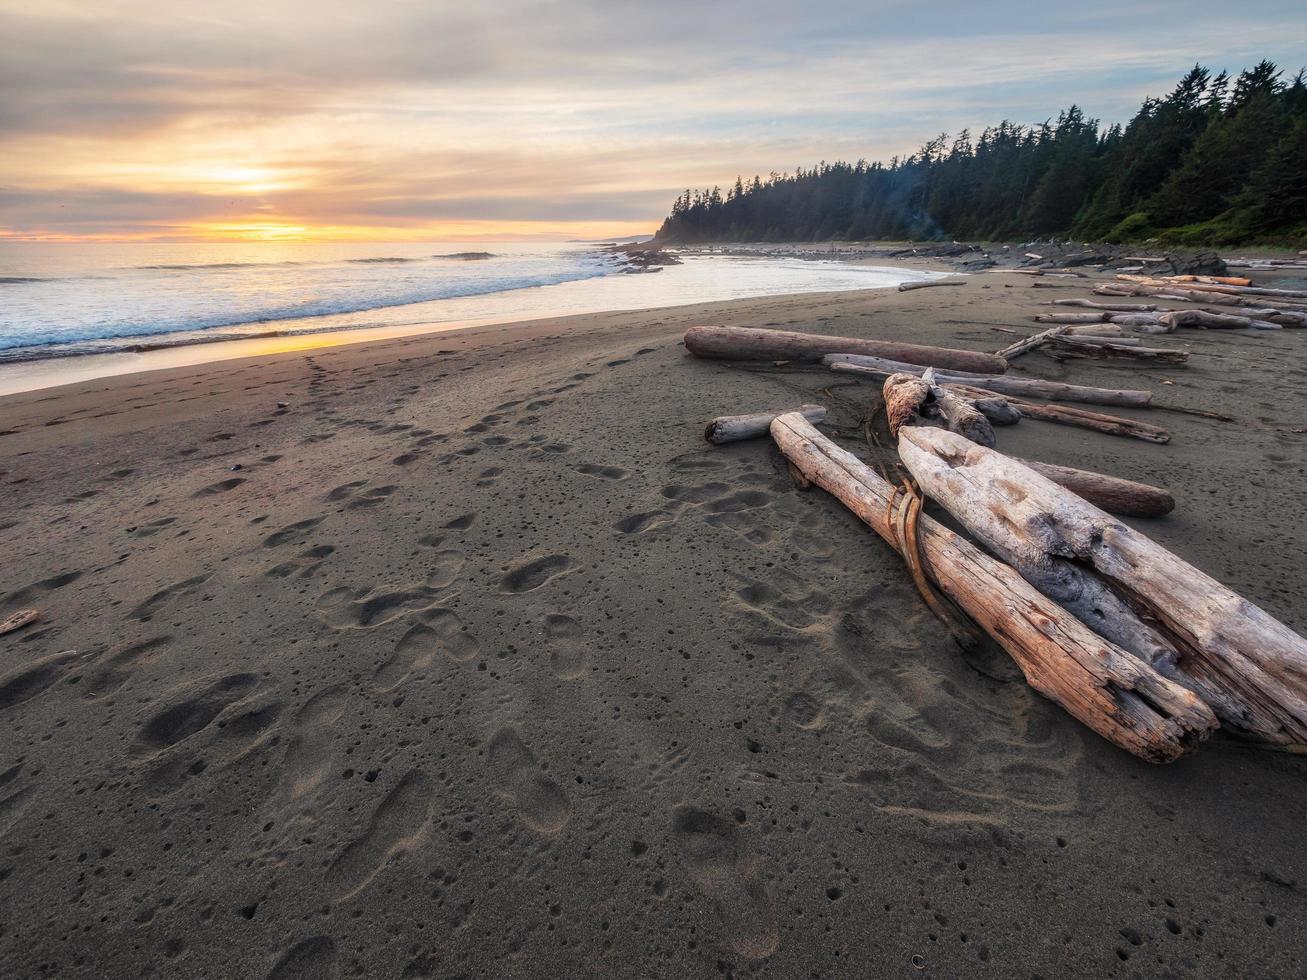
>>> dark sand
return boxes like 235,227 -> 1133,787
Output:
2,270 -> 1306,978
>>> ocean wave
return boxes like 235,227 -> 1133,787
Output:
432,251 -> 495,260
0,265 -> 618,354
135,261 -> 305,270
345,256 -> 419,264
0,276 -> 51,284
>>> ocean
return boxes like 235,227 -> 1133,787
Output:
0,241 -> 941,369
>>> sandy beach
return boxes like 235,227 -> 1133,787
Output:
3,270 -> 1307,977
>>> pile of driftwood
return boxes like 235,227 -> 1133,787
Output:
688,318 -> 1307,762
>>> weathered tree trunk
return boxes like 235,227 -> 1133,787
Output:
769,412 -> 1215,761
1013,458 -> 1175,517
1052,334 -> 1143,346
1046,336 -> 1189,363
897,278 -> 967,291
705,404 -> 826,444
683,325 -> 1008,374
922,368 -> 996,447
882,372 -> 997,447
896,426 -> 1307,745
994,326 -> 1066,359
1118,275 -> 1307,299
944,384 -> 1171,443
883,374 -> 932,440
1158,310 -> 1279,331
1033,312 -> 1112,324
824,353 -> 1153,407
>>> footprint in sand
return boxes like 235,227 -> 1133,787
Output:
130,573 -> 212,621
266,937 -> 338,980
324,770 -> 435,900
83,636 -> 171,697
671,805 -> 779,960
264,545 -> 335,580
499,554 -> 575,594
262,935 -> 337,980
374,608 -> 481,691
134,673 -> 259,754
0,649 -> 90,712
192,477 -> 245,498
263,517 -> 325,548
486,727 -> 570,834
275,685 -> 348,803
572,463 -> 629,481
543,614 -> 589,679
613,510 -> 672,535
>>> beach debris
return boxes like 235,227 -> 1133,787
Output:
683,325 -> 1008,374
896,427 -> 1307,745
0,609 -> 40,636
897,278 -> 968,291
704,404 -> 826,444
1010,458 -> 1175,518
883,371 -> 995,447
824,353 -> 1152,408
944,384 -> 1170,443
769,411 -> 1215,762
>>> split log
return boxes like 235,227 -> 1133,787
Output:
1053,334 -> 1143,346
883,372 -> 997,447
683,325 -> 1008,374
944,384 -> 1170,443
898,278 -> 968,291
826,354 -> 1152,407
1013,459 -> 1174,517
705,404 -> 826,444
769,412 -> 1215,761
896,426 -> 1307,745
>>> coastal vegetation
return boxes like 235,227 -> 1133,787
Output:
655,62 -> 1307,246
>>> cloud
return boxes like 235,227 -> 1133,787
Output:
2,0 -> 1305,238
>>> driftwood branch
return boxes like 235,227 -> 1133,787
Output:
705,405 -> 826,444
769,412 -> 1215,762
897,427 -> 1307,745
825,353 -> 1152,407
944,384 -> 1170,443
898,278 -> 968,291
1012,459 -> 1175,518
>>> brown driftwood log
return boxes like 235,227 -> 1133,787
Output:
944,384 -> 1170,443
683,325 -> 1008,374
769,412 -> 1215,761
897,278 -> 968,291
0,609 -> 39,636
705,405 -> 826,444
897,426 -> 1307,745
1117,275 -> 1307,299
824,353 -> 1153,407
882,372 -> 997,447
1013,458 -> 1174,517
1052,299 -> 1159,312
883,374 -> 932,440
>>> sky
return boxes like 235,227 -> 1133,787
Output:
2,1 -> 1305,243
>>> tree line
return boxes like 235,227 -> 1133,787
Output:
654,62 -> 1307,246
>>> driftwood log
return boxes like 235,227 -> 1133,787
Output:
898,278 -> 967,291
1013,458 -> 1175,518
1046,336 -> 1189,363
683,325 -> 1008,374
705,405 -> 826,444
769,412 -> 1215,761
1052,299 -> 1159,312
945,384 -> 1171,443
824,353 -> 1152,408
897,426 -> 1307,745
883,373 -> 995,446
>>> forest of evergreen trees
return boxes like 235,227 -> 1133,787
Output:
654,62 -> 1307,246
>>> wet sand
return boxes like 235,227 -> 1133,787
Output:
2,271 -> 1306,978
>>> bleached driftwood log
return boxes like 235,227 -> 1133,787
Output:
705,404 -> 826,444
944,384 -> 1170,443
1046,336 -> 1189,363
1117,275 -> 1307,299
683,325 -> 1008,374
1051,334 -> 1143,346
1033,312 -> 1112,324
1052,299 -> 1159,312
897,426 -> 1307,745
1013,458 -> 1175,518
883,374 -> 932,440
769,412 -> 1215,761
898,278 -> 967,291
994,326 -> 1066,360
824,353 -> 1153,407
922,368 -> 995,447
1158,310 -> 1280,331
